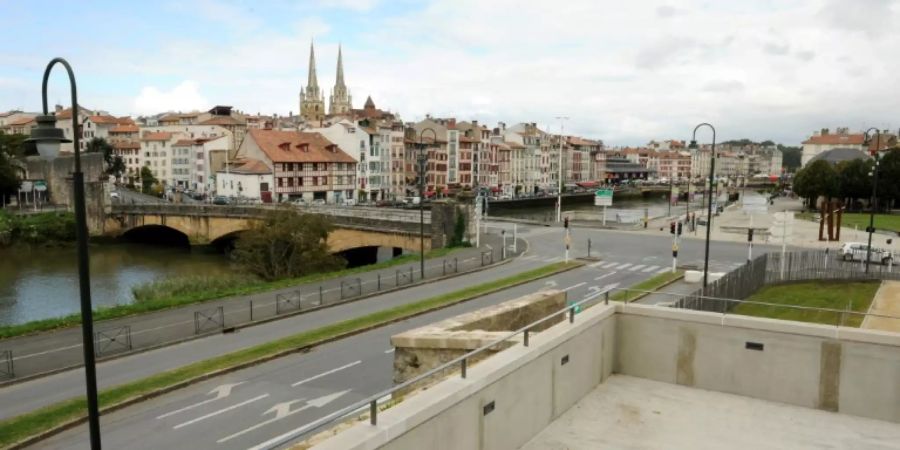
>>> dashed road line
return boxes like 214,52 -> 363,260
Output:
291,360 -> 362,387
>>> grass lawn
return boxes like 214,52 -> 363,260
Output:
0,261 -> 580,449
609,270 -> 683,302
734,280 -> 880,327
797,212 -> 900,234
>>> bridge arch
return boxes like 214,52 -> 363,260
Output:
326,228 -> 427,254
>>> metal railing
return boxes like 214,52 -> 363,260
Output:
268,287 -> 616,449
615,287 -> 900,329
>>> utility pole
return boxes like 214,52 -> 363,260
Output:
555,116 -> 569,223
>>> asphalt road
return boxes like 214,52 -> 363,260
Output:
20,223 -> 778,449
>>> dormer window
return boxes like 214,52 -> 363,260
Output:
296,143 -> 310,152
279,142 -> 290,151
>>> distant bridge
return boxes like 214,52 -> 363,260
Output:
104,204 -> 442,253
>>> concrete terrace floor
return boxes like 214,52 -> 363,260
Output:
521,375 -> 900,450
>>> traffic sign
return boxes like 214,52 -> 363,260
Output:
34,180 -> 48,192
594,189 -> 613,206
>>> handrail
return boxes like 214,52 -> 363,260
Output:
615,287 -> 900,321
267,286 -> 616,449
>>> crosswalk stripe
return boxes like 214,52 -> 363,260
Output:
630,264 -> 646,272
642,265 -> 660,273
588,261 -> 605,268
601,262 -> 618,269
615,263 -> 632,270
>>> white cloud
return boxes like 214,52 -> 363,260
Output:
133,81 -> 208,115
314,0 -> 380,12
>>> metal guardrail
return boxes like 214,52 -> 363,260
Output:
268,286 -> 616,449
193,306 -> 225,335
94,325 -> 133,356
616,287 -> 900,328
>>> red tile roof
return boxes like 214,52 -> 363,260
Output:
6,116 -> 35,126
225,158 -> 271,175
248,129 -> 357,164
199,116 -> 244,126
142,131 -> 174,141
110,124 -> 139,133
113,141 -> 140,150
802,133 -> 865,145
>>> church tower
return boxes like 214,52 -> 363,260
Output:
299,41 -> 325,122
328,44 -> 352,115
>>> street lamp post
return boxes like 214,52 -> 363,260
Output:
688,123 -> 717,290
25,57 -> 102,449
417,128 -> 437,278
555,117 -> 568,223
863,128 -> 881,274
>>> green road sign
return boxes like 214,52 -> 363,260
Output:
594,189 -> 613,206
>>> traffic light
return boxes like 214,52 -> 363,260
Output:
564,217 -> 569,229
677,222 -> 683,236
670,222 -> 676,235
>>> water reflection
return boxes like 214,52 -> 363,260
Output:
0,244 -> 234,326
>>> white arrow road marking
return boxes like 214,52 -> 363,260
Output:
594,271 -> 616,281
156,382 -> 245,419
562,282 -> 586,292
540,280 -> 558,291
218,390 -> 352,444
291,360 -> 361,387
583,283 -> 620,302
172,393 -> 269,429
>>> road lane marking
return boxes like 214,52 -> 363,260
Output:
600,262 -> 618,269
642,265 -> 660,273
630,264 -> 646,272
172,394 -> 269,429
291,360 -> 362,387
384,348 -> 395,354
614,263 -> 633,270
594,272 -> 616,281
220,390 -> 351,445
562,282 -> 586,292
156,382 -> 245,419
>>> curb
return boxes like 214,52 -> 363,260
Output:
625,273 -> 687,303
0,251 -> 514,388
7,260 -> 579,450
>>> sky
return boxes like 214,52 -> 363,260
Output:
1,0 -> 899,146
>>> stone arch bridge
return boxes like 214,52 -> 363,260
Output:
103,204 -> 462,254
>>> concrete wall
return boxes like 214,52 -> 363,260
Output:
23,153 -> 108,233
615,303 -> 900,423
312,303 -> 899,450
311,303 -> 617,450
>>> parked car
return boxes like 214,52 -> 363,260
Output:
312,199 -> 326,206
840,242 -> 893,264
212,196 -> 230,205
109,191 -> 120,200
291,198 -> 307,206
342,198 -> 357,206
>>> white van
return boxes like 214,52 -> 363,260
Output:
840,242 -> 893,264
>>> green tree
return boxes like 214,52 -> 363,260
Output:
0,131 -> 29,158
876,149 -> 900,209
231,208 -> 345,280
836,159 -> 872,207
793,159 -> 839,208
140,166 -> 158,193
86,137 -> 113,161
108,156 -> 126,182
778,145 -> 802,172
0,152 -> 21,205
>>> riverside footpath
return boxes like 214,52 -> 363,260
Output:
0,231 -> 522,384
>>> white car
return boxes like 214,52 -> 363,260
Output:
109,191 -> 120,200
840,242 -> 893,265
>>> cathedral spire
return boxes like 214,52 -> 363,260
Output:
307,40 -> 319,89
335,44 -> 346,88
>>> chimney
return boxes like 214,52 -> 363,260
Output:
472,120 -> 478,127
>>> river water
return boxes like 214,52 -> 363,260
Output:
0,244 -> 234,327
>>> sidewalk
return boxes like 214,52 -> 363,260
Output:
641,196 -> 900,253
0,232 -> 522,383
862,281 -> 900,333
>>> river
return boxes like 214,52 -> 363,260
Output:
0,244 -> 234,327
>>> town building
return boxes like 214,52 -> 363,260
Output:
108,123 -> 141,183
141,131 -> 185,186
299,42 -> 326,124
328,45 -> 352,116
801,128 -> 866,167
215,158 -> 274,201
171,135 -> 229,194
309,119 -> 386,201
236,129 -> 357,203
0,111 -> 37,135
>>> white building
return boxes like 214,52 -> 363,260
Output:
216,159 -> 274,200
141,131 -> 187,186
171,136 -> 229,194
801,128 -> 865,167
308,119 -> 382,201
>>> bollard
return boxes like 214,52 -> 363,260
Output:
370,400 -> 377,425
569,307 -> 575,323
377,273 -> 381,290
461,358 -> 467,379
588,238 -> 592,258
524,330 -> 530,347
604,290 -> 609,305
319,285 -> 323,305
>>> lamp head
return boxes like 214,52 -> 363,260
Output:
688,140 -> 698,150
25,114 -> 70,160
